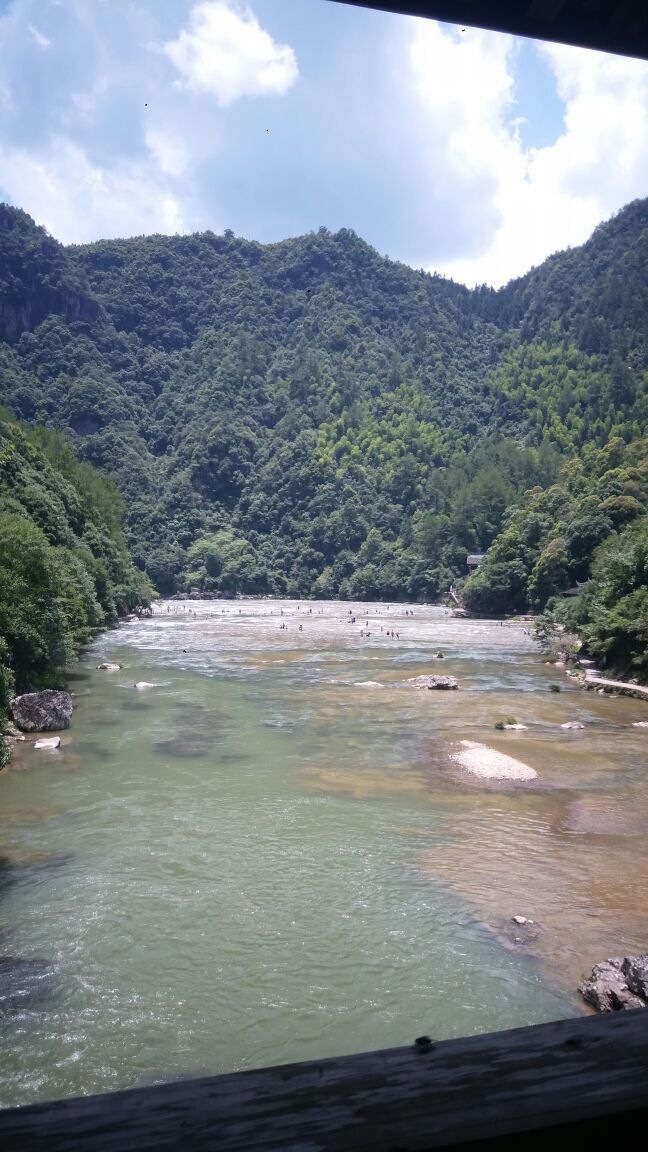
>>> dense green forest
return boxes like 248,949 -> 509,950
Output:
0,197 -> 646,677
0,412 -> 152,763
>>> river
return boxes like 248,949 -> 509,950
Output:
1,599 -> 646,1107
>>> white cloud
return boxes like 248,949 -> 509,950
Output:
164,0 -> 298,105
409,21 -> 648,286
0,138 -> 186,242
28,24 -> 51,49
145,128 -> 189,177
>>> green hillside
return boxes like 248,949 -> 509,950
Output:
0,198 -> 646,672
0,412 -> 152,764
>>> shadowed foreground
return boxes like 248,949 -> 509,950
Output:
0,1011 -> 646,1151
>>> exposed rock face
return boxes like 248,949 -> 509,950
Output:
0,204 -> 99,344
623,954 -> 648,1000
3,721 -> 24,739
408,675 -> 458,690
579,955 -> 648,1012
9,690 -> 73,732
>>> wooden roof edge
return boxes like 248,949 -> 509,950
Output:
329,1 -> 648,63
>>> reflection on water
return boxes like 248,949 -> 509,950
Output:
0,598 -> 646,1107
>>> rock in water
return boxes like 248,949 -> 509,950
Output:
3,721 -> 24,740
561,721 -> 585,729
9,690 -> 73,733
622,954 -> 648,999
98,663 -> 121,672
579,956 -> 647,1012
503,723 -> 528,730
451,741 -> 537,781
135,681 -> 157,690
408,675 -> 459,690
34,736 -> 61,750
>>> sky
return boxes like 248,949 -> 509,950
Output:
1,0 -> 648,287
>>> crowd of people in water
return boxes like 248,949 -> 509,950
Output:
156,600 -> 533,639
152,600 -> 471,651
160,600 -> 423,640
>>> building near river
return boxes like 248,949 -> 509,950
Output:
466,553 -> 485,572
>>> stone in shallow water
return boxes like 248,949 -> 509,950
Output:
579,957 -> 647,1012
34,736 -> 61,750
622,954 -> 648,1000
153,735 -> 213,759
408,675 -> 458,690
10,690 -> 73,732
98,663 -> 121,672
121,700 -> 154,712
451,740 -> 537,781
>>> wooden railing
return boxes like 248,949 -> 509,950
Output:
1,1010 -> 647,1149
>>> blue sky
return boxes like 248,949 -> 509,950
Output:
1,0 -> 647,286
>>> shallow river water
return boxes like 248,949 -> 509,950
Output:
1,599 -> 646,1106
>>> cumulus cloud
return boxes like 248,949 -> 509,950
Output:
0,138 -> 186,242
409,21 -> 648,286
164,0 -> 298,104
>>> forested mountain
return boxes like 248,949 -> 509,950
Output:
0,199 -> 646,647
0,412 -> 152,763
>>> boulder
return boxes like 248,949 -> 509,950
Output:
9,690 -> 73,733
578,957 -> 647,1012
98,663 -> 121,672
512,915 -> 533,926
134,681 -> 157,690
622,954 -> 648,1000
408,675 -> 458,690
561,721 -> 585,729
34,736 -> 61,750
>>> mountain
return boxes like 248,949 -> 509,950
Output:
0,199 -> 646,626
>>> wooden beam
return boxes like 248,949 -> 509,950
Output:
1,1010 -> 647,1150
327,1 -> 648,63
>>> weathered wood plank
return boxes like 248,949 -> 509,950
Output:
1,1011 -> 647,1151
